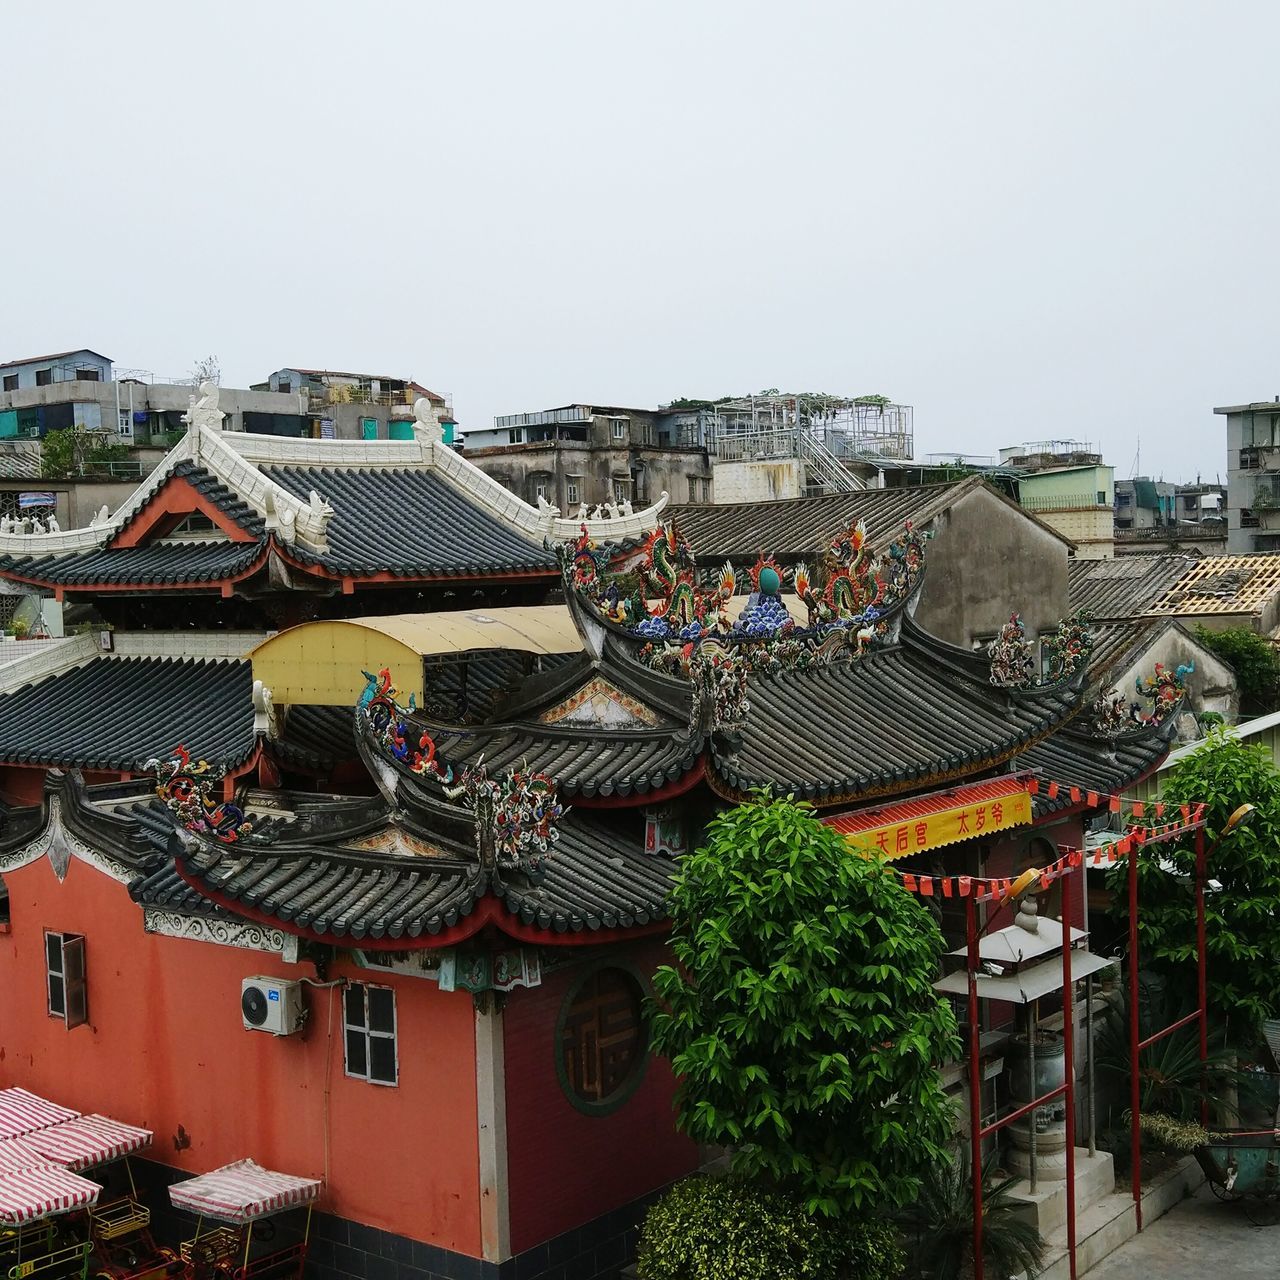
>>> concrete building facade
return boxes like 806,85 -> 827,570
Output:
463,404 -> 713,510
1217,399 -> 1280,553
1017,463 -> 1115,559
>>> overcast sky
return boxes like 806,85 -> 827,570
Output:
4,2 -> 1276,484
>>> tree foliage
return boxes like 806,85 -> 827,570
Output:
648,796 -> 960,1217
1108,728 -> 1280,1045
40,426 -> 130,479
1193,625 -> 1280,716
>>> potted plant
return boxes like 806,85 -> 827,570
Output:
1099,963 -> 1120,994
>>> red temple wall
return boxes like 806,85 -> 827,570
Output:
502,939 -> 698,1255
0,855 -> 483,1255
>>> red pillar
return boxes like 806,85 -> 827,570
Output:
966,893 -> 984,1280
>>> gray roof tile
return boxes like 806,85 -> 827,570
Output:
0,656 -> 256,770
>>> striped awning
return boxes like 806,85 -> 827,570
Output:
169,1160 -> 321,1224
0,1089 -> 79,1142
0,1136 -> 53,1174
23,1115 -> 153,1172
0,1165 -> 101,1225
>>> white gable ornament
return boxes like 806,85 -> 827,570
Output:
412,397 -> 444,444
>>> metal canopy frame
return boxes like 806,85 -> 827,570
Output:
961,813 -> 1211,1280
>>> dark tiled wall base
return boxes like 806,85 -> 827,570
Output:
308,1189 -> 663,1280
126,1157 -> 658,1280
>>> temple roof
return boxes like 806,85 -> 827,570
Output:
0,772 -> 674,947
1067,554 -> 1201,621
0,412 -> 670,596
157,806 -> 672,942
1015,721 -> 1175,819
709,620 -> 1081,804
262,464 -> 556,577
0,657 -> 256,771
668,476 -> 1073,561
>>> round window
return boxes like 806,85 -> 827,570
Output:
557,966 -> 648,1113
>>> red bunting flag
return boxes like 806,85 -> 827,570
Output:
1132,801 -> 1146,818
1047,781 -> 1060,799
958,876 -> 971,897
1087,791 -> 1099,807
1070,786 -> 1081,803
1028,778 -> 1040,795
1155,803 -> 1165,819
1109,795 -> 1121,813
941,877 -> 953,898
919,876 -> 934,896
902,874 -> 917,893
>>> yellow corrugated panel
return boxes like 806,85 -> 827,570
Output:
249,607 -> 584,706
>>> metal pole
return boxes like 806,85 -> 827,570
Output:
1086,973 -> 1097,1157
966,894 -> 985,1280
1062,867 -> 1078,1280
1128,841 -> 1143,1230
1028,999 -> 1038,1194
1196,824 -> 1209,1129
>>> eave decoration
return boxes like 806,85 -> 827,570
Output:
149,745 -> 253,844
1091,661 -> 1193,737
989,610 -> 1093,690
445,761 -> 565,875
358,668 -> 455,783
561,518 -> 929,731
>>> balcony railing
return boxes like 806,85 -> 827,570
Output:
1020,494 -> 1110,513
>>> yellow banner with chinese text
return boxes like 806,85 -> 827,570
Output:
844,789 -> 1032,861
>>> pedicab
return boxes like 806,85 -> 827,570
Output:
21,1115 -> 176,1280
0,1150 -> 101,1280
1195,1128 -> 1280,1225
168,1161 -> 320,1280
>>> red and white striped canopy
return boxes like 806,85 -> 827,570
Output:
169,1160 -> 321,1224
0,1165 -> 101,1225
0,1136 -> 52,1174
23,1114 -> 153,1172
0,1089 -> 79,1142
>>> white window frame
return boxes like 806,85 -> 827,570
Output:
566,476 -> 582,506
610,419 -> 626,441
612,477 -> 632,504
45,931 -> 87,1028
343,982 -> 398,1086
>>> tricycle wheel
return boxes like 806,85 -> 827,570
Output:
1210,1179 -> 1240,1202
1244,1194 -> 1280,1226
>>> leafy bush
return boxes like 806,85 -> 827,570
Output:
1193,625 -> 1280,715
1108,728 -> 1280,1044
636,1176 -> 903,1280
648,796 -> 960,1216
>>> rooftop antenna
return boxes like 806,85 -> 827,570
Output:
1129,431 -> 1141,480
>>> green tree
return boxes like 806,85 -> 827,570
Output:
40,426 -> 130,480
1109,728 -> 1280,1045
649,796 -> 960,1217
1193,625 -> 1280,716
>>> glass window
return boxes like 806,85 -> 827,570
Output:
559,968 -> 646,1108
611,419 -> 626,441
74,368 -> 100,382
44,931 -> 87,1028
35,369 -> 52,387
612,478 -> 631,504
566,477 -> 582,505
344,982 -> 398,1085
2,375 -> 17,392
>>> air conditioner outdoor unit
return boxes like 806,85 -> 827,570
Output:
241,977 -> 305,1035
